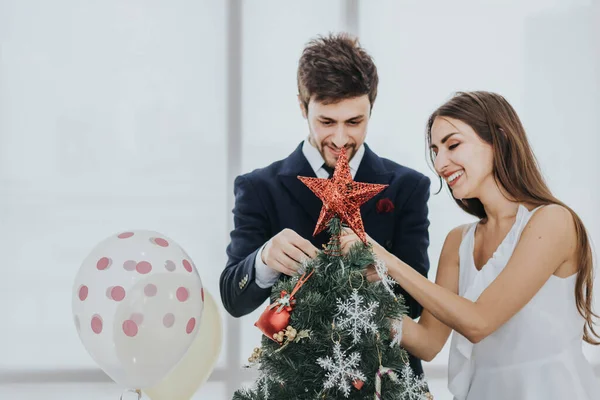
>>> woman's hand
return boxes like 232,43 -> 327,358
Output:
340,228 -> 386,257
340,227 -> 370,254
363,264 -> 381,282
340,228 -> 390,282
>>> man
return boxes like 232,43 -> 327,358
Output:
220,33 -> 431,376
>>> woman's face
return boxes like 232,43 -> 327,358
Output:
430,116 -> 494,199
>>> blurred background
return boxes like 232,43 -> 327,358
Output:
0,0 -> 598,398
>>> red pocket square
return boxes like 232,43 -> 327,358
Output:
376,198 -> 395,214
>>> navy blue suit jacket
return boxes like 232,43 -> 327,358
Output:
220,142 -> 431,375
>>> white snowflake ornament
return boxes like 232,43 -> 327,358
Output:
390,317 -> 404,348
335,289 -> 379,344
374,258 -> 398,298
316,342 -> 367,397
399,363 -> 429,399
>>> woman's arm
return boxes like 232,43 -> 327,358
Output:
343,205 -> 575,344
397,225 -> 462,361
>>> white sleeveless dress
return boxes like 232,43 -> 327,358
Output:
448,204 -> 600,400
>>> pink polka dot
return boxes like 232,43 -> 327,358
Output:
201,287 -> 204,302
144,284 -> 157,297
91,315 -> 103,334
122,320 -> 138,337
123,260 -> 136,271
111,286 -> 126,301
164,260 -> 176,272
176,287 -> 189,302
96,257 -> 111,270
182,259 -> 193,273
118,232 -> 134,239
78,285 -> 88,301
163,313 -> 175,328
130,313 -> 144,325
152,237 -> 169,247
186,318 -> 196,334
136,261 -> 152,274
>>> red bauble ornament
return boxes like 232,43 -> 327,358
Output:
254,272 -> 313,343
255,290 -> 295,342
254,304 -> 292,341
353,379 -> 364,390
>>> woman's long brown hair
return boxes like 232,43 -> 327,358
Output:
426,91 -> 599,344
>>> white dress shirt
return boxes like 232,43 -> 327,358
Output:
254,140 -> 365,288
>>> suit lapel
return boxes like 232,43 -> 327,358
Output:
354,144 -> 394,218
277,143 -> 324,224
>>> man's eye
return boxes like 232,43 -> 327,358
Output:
449,143 -> 460,150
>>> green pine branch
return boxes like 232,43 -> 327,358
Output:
233,217 -> 421,400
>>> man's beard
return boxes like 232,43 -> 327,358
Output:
307,134 -> 355,167
320,144 -> 356,168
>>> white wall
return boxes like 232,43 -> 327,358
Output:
0,1 -> 598,399
357,1 -> 600,383
0,0 -> 230,395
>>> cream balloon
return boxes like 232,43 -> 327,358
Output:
144,289 -> 223,400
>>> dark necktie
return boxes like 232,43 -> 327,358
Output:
322,163 -> 334,178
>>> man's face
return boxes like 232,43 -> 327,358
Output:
301,95 -> 371,168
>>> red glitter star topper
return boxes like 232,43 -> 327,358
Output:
298,147 -> 387,244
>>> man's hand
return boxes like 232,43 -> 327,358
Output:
261,229 -> 319,276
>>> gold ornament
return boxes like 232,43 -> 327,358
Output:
247,347 -> 262,363
285,325 -> 298,341
273,331 -> 285,343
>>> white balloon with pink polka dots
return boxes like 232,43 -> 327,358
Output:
72,230 -> 205,390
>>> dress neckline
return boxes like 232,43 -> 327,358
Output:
469,204 -> 528,272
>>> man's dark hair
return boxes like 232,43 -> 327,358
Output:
297,32 -> 378,111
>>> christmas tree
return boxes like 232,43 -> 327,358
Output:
233,148 -> 432,400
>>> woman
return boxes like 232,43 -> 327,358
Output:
340,91 -> 600,399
